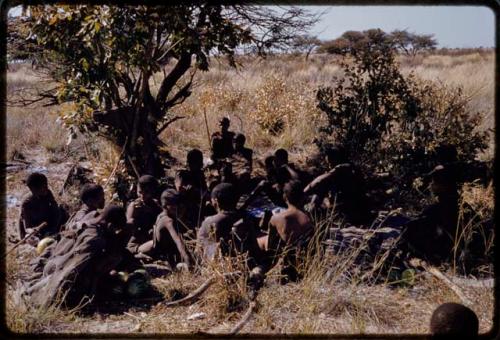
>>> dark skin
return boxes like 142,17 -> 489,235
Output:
256,194 -> 313,283
197,196 -> 262,267
126,186 -> 162,253
18,183 -> 61,239
138,199 -> 192,267
258,198 -> 313,252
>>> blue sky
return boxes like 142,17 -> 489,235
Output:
303,6 -> 495,48
8,5 -> 495,48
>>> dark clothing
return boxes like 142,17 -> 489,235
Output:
18,191 -> 62,239
404,193 -> 459,265
25,224 -> 140,309
211,130 -> 235,160
126,198 -> 162,253
305,163 -> 372,225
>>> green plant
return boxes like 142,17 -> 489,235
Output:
315,44 -> 489,198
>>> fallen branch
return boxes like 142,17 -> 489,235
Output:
409,258 -> 472,305
161,271 -> 242,307
3,222 -> 48,259
228,300 -> 257,335
162,277 -> 216,307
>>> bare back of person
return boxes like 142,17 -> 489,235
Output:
268,207 -> 313,249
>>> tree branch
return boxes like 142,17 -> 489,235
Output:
156,52 -> 192,105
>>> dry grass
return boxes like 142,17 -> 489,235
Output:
4,51 -> 495,335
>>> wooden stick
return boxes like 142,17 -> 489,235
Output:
409,258 -> 472,305
203,107 -> 212,150
228,301 -> 257,335
4,222 -> 48,258
126,155 -> 141,179
161,271 -> 242,307
162,277 -> 216,307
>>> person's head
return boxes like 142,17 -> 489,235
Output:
211,183 -> 238,211
283,180 -> 304,207
98,204 -> 127,231
137,175 -> 158,202
325,145 -> 347,168
264,155 -> 276,176
275,165 -> 292,185
26,172 -> 49,197
175,170 -> 192,193
80,183 -> 105,209
233,133 -> 246,151
428,165 -> 457,196
187,149 -> 203,172
430,302 -> 479,339
273,149 -> 288,168
160,189 -> 179,216
219,117 -> 230,132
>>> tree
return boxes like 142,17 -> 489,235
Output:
291,34 -> 321,60
319,28 -> 437,57
9,4 -> 318,178
389,29 -> 437,56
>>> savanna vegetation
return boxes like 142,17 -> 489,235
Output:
4,4 -> 495,336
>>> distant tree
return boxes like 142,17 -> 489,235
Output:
8,4 -> 318,178
319,28 -> 437,57
291,34 -> 321,60
389,29 -> 437,56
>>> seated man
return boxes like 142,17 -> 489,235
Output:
186,148 -> 208,192
66,183 -> 105,229
137,189 -> 192,268
210,117 -> 235,161
304,145 -> 372,225
197,183 -> 262,268
25,205 -> 141,309
260,180 -> 314,284
232,133 -> 253,169
18,172 -> 66,240
403,165 -> 460,265
126,175 -> 162,255
46,183 -> 106,261
273,148 -> 300,181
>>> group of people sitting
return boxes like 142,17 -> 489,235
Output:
15,117 -> 479,310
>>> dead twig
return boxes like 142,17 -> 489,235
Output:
409,258 -> 472,305
228,300 -> 257,335
162,277 -> 216,307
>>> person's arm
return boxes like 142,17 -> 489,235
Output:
165,219 -> 191,266
126,202 -> 135,226
285,165 -> 300,181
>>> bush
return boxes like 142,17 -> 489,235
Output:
315,45 -> 489,196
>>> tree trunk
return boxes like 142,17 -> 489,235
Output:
92,106 -> 166,180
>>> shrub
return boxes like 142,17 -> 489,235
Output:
315,45 -> 489,195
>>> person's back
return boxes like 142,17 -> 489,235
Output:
270,207 -> 313,247
265,181 -> 313,283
